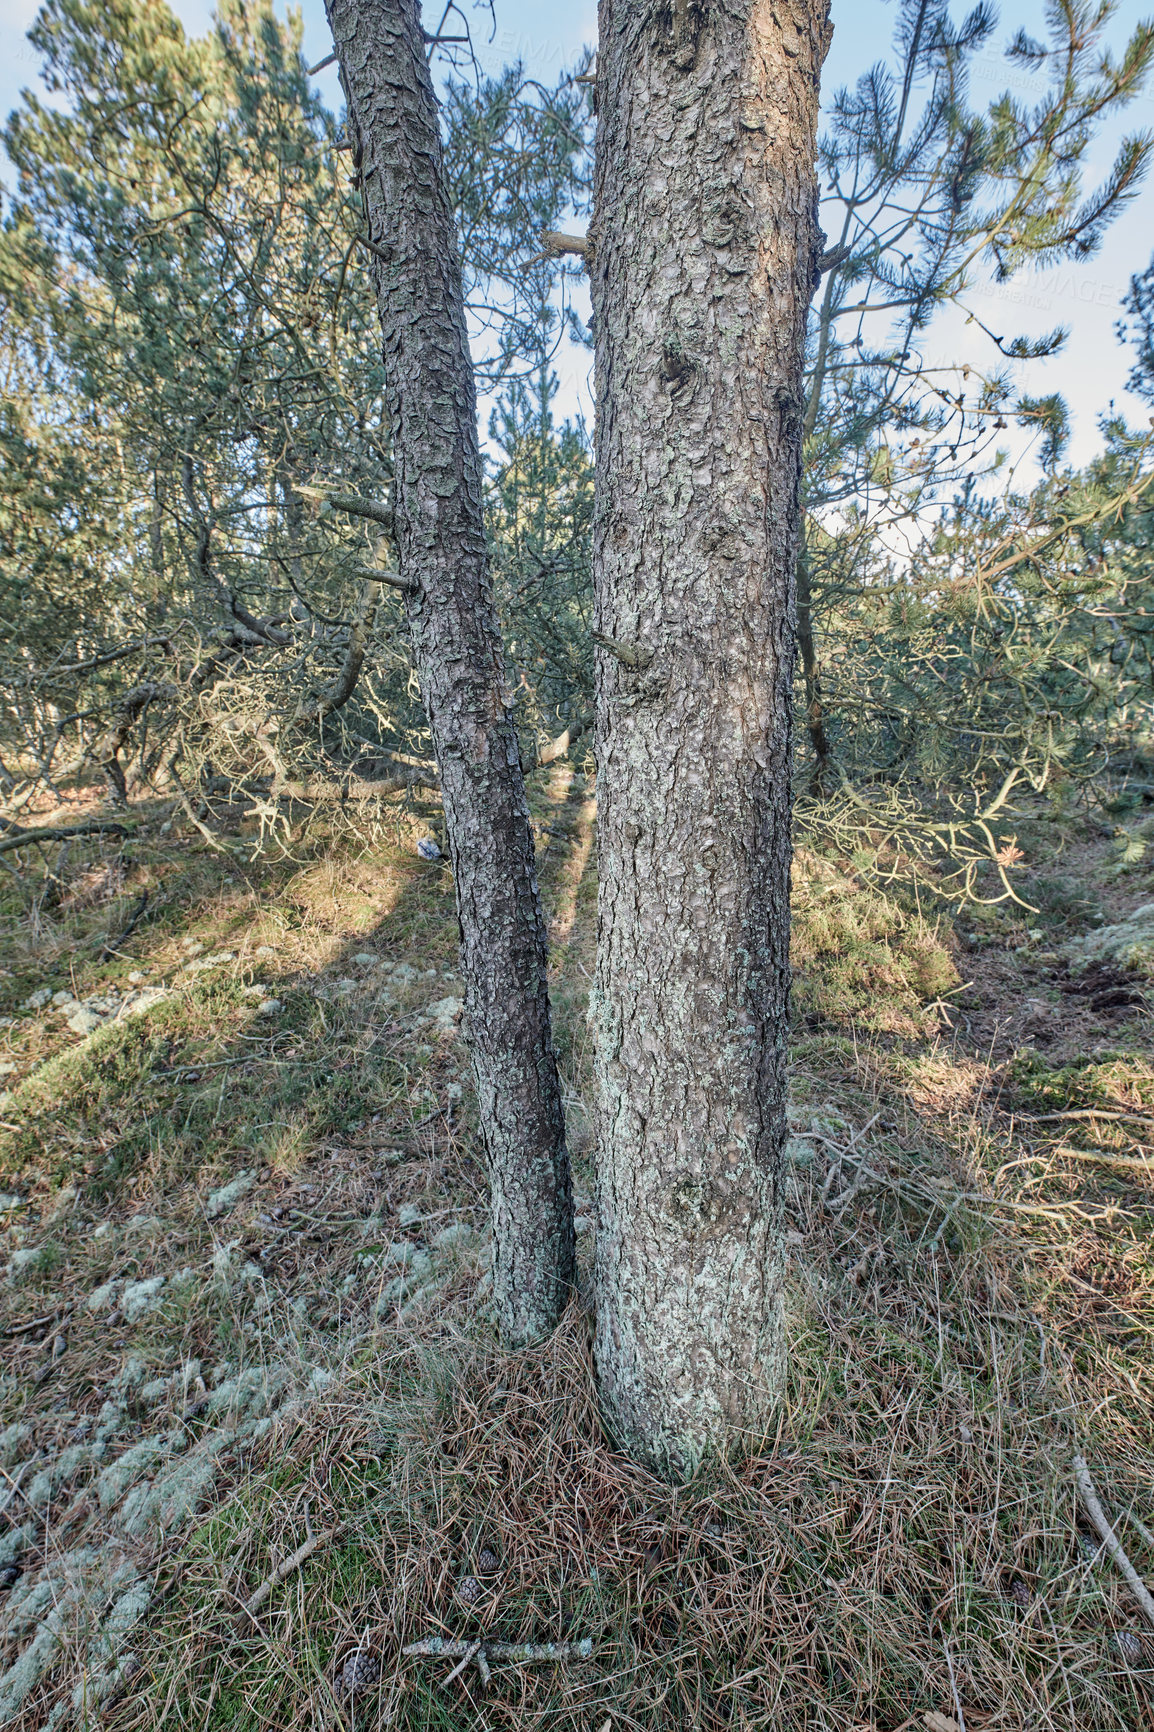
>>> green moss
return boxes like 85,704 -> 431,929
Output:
1004,1047 -> 1154,1112
998,1039 -> 1150,1108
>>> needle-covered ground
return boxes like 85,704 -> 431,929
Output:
0,769 -> 1152,1731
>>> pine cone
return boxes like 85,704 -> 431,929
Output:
477,1548 -> 500,1576
1113,1628 -> 1154,1666
338,1650 -> 382,1697
456,1574 -> 483,1606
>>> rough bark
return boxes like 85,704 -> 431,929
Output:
324,0 -> 575,1345
589,0 -> 830,1474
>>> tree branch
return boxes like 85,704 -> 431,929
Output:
539,229 -> 593,264
296,484 -> 395,530
592,630 -> 652,669
0,819 -> 130,857
1073,1453 -> 1154,1632
293,580 -> 381,727
352,564 -> 417,594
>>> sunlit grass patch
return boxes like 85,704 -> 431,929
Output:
1004,1049 -> 1154,1115
792,848 -> 960,1037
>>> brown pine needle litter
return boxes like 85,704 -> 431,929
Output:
103,1111 -> 1154,1732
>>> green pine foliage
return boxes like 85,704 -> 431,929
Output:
0,0 -> 590,830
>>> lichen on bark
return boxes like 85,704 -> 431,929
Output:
589,0 -> 831,1475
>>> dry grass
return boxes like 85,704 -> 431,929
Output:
106,1109 -> 1154,1732
1,783 -> 1153,1731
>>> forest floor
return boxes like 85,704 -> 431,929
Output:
0,767 -> 1152,1731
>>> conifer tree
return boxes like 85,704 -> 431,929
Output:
589,0 -> 830,1475
322,0 -> 576,1346
799,0 -> 1154,780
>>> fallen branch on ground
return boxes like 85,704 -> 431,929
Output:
234,1494 -> 396,1632
817,1112 -> 883,1213
237,1533 -> 325,1627
2,1311 -> 65,1337
1073,1453 -> 1154,1632
0,818 -> 129,856
1026,1108 -> 1154,1131
402,1638 -> 593,1660
401,1635 -> 593,1691
1051,1144 -> 1154,1174
442,1639 -> 484,1687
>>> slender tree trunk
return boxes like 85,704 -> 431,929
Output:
796,534 -> 832,787
324,0 -> 575,1346
589,0 -> 830,1474
797,252 -> 843,787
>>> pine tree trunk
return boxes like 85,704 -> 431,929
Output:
589,0 -> 830,1474
324,0 -> 575,1346
796,536 -> 832,787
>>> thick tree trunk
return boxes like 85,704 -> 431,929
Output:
324,0 -> 574,1346
589,0 -> 830,1474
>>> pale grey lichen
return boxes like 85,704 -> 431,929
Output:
6,1246 -> 43,1281
25,1443 -> 104,1510
431,1221 -> 473,1252
205,1169 -> 255,1218
0,1524 -> 32,1568
118,1435 -> 229,1539
120,1276 -> 166,1322
96,1437 -> 168,1510
182,950 -> 235,975
86,1278 -> 122,1314
0,1423 -> 32,1467
373,1251 -> 434,1318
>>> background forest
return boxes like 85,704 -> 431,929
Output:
1,2 -> 1154,1729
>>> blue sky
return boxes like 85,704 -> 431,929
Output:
2,0 -> 1152,472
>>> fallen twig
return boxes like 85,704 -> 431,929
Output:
442,1639 -> 483,1687
944,1641 -> 967,1732
98,886 -> 150,959
235,1533 -> 325,1626
1051,1145 -> 1154,1174
1073,1453 -> 1154,1632
402,1637 -> 593,1662
819,1112 -> 883,1212
234,1495 -> 396,1631
1024,1109 -> 1154,1132
2,1311 -> 57,1337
